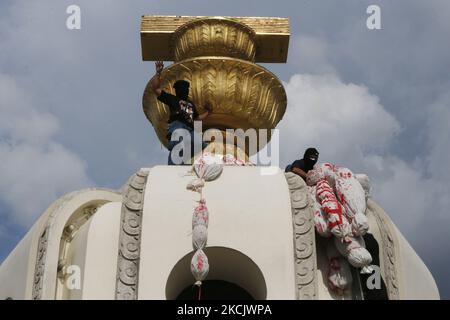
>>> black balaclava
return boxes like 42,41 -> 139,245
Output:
303,147 -> 319,167
173,80 -> 190,100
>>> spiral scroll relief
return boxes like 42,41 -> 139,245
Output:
285,172 -> 318,300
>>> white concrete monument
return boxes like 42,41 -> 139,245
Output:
0,16 -> 439,300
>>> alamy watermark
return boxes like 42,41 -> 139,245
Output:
367,5 -> 382,30
66,5 -> 81,30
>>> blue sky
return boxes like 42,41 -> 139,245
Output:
1,0 -> 449,298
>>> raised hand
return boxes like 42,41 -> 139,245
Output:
155,61 -> 164,74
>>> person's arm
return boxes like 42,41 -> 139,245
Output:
195,101 -> 213,121
150,61 -> 164,96
292,167 -> 308,180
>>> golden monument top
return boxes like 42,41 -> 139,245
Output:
140,15 -> 290,63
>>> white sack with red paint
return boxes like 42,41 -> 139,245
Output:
316,179 -> 351,239
191,249 -> 209,284
334,174 -> 367,219
192,200 -> 209,228
326,239 -> 352,294
309,186 -> 331,237
306,167 -> 325,186
316,163 -> 339,186
194,162 -> 223,182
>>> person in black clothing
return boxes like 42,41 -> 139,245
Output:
150,61 -> 212,165
285,148 -> 319,180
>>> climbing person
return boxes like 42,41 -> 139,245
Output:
150,61 -> 212,165
285,147 -> 319,180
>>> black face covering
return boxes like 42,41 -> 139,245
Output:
303,148 -> 319,167
173,80 -> 190,100
175,87 -> 189,100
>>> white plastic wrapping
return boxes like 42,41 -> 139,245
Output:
309,186 -> 331,237
334,236 -> 373,274
316,179 -> 351,239
326,239 -> 352,294
194,162 -> 223,182
191,249 -> 209,284
351,212 -> 369,237
334,174 -> 366,220
306,167 -> 325,186
316,163 -> 339,186
192,200 -> 209,228
192,224 -> 208,249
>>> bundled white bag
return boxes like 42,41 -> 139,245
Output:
335,166 -> 354,180
334,236 -> 373,274
351,212 -> 369,237
316,180 -> 351,239
194,162 -> 223,182
306,168 -> 325,186
309,186 -> 331,237
192,224 -> 208,249
334,174 -> 366,219
326,240 -> 352,294
192,200 -> 209,228
315,163 -> 339,186
191,249 -> 209,285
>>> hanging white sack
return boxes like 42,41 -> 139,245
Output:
192,224 -> 208,250
351,212 -> 369,237
194,162 -> 223,182
309,186 -> 331,237
334,174 -> 367,220
306,167 -> 325,186
192,200 -> 209,228
335,166 -> 354,180
316,179 -> 351,239
334,236 -> 373,274
315,163 -> 339,186
326,239 -> 352,294
191,249 -> 209,285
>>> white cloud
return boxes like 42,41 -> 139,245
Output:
0,74 -> 91,227
289,35 -> 337,75
279,73 -> 400,168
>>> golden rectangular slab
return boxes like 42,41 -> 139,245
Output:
140,15 -> 290,63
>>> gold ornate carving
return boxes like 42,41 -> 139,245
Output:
140,16 -> 290,63
367,200 -> 400,300
115,169 -> 149,300
172,18 -> 256,62
143,57 -> 287,153
285,172 -> 318,300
